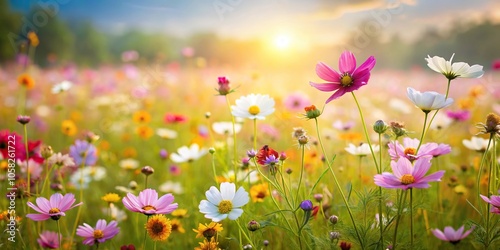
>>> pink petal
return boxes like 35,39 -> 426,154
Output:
309,81 -> 341,92
339,51 -> 356,73
392,158 -> 412,178
58,193 -> 76,211
325,88 -> 347,103
412,156 -> 432,179
315,62 -> 340,82
432,229 -> 448,241
49,193 -> 63,208
26,213 -> 50,221
354,56 -> 376,73
417,170 -> 445,185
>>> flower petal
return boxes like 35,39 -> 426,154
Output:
315,62 -> 340,82
339,51 -> 356,73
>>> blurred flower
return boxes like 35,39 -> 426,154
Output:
199,182 -> 249,222
388,137 -> 449,162
406,87 -> 453,112
133,110 -> 151,123
122,188 -> 178,215
77,219 -> 119,246
120,244 -> 136,250
429,143 -> 452,157
119,158 -> 140,170
17,159 -> 43,180
169,165 -> 181,175
69,140 -> 97,166
477,113 -> 500,137
310,51 -> 376,103
345,143 -> 379,156
212,122 -> 242,135
17,115 -> 30,125
339,241 -> 352,250
37,231 -> 60,249
182,47 -> 195,57
374,156 -> 444,190
480,193 -> 500,214
69,166 -> 106,189
259,124 -> 280,140
445,110 -> 470,122
256,145 -> 279,165
250,183 -> 270,202
283,92 -> 311,111
121,50 -> 139,62
61,120 -> 78,136
156,128 -> 178,139
193,222 -> 223,239
333,120 -> 355,131
136,125 -> 153,139
164,113 -> 187,124
431,225 -> 474,244
27,193 -> 82,221
102,193 -> 121,203
171,208 -> 188,218
145,215 -> 172,241
18,73 -> 35,89
159,181 -> 184,194
426,54 -> 484,80
170,219 -> 186,233
429,113 -> 452,130
27,31 -> 39,47
216,76 -> 232,95
231,94 -> 275,120
463,136 -> 490,152
52,80 -> 73,94
170,144 -> 208,163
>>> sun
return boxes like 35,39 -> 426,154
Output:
273,34 -> 291,50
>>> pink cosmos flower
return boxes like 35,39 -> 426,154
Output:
480,194 -> 500,214
27,193 -> 83,221
446,110 -> 471,122
310,51 -> 376,103
374,156 -> 445,190
388,137 -> 450,161
283,92 -> 311,111
431,225 -> 474,244
76,219 -> 120,246
37,231 -> 61,249
122,188 -> 178,215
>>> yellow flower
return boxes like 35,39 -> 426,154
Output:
101,193 -> 120,203
195,238 -> 220,250
122,147 -> 137,158
170,219 -> 185,233
468,85 -> 484,98
136,125 -> 153,139
171,208 -> 188,218
145,214 -> 172,241
61,120 -> 77,136
18,73 -> 35,89
339,132 -> 362,142
250,183 -> 270,203
193,222 -> 223,239
27,31 -> 39,47
133,110 -> 151,123
458,97 -> 474,109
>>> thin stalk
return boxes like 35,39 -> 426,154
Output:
57,220 -> 62,250
477,135 -> 493,198
415,111 -> 429,153
392,190 -> 408,250
253,119 -> 257,152
295,145 -> 305,205
235,219 -> 255,249
314,117 -> 364,249
377,132 -> 384,249
225,95 -> 238,183
23,124 -> 30,199
410,189 -> 413,249
211,152 -> 218,184
351,92 -> 379,171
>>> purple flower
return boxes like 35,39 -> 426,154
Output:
37,231 -> 60,249
446,110 -> 471,122
263,155 -> 279,166
27,193 -> 83,221
480,194 -> 500,214
429,143 -> 452,157
122,188 -> 178,215
76,219 -> 120,246
310,51 -> 376,103
300,200 -> 313,211
431,225 -> 474,244
374,156 -> 445,190
69,140 -> 97,166
388,137 -> 450,162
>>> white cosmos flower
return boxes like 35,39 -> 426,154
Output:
345,143 -> 379,156
212,122 -> 242,135
70,166 -> 106,189
198,182 -> 249,222
159,181 -> 184,194
426,54 -> 484,80
119,158 -> 140,170
463,136 -> 491,152
52,80 -> 73,94
406,87 -> 454,112
170,143 -> 208,163
156,128 -> 178,139
231,94 -> 275,120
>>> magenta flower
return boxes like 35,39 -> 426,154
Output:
122,188 -> 178,215
27,193 -> 83,221
446,110 -> 471,122
76,219 -> 120,246
388,137 -> 450,161
37,231 -> 61,249
374,156 -> 445,190
310,51 -> 376,103
480,194 -> 500,214
431,225 -> 474,244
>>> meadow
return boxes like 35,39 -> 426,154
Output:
1,46 -> 500,250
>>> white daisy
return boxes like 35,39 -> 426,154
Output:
231,94 -> 275,120
159,181 -> 184,194
426,54 -> 484,80
463,136 -> 490,152
212,122 -> 242,135
345,143 -> 379,156
198,182 -> 249,222
119,158 -> 140,170
70,166 -> 106,189
170,143 -> 208,163
52,80 -> 73,94
406,87 -> 453,112
156,128 -> 178,139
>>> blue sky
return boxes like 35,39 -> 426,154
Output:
8,0 -> 500,46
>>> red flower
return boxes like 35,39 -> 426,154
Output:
256,145 -> 279,165
164,113 -> 187,124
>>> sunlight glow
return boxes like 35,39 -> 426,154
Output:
273,34 -> 291,50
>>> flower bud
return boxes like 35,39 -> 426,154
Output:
263,240 -> 269,246
304,105 -> 321,119
329,215 -> 339,224
159,149 -> 168,159
17,115 -> 31,125
50,183 -> 63,191
298,135 -> 309,145
390,121 -> 407,138
41,145 -> 54,159
373,120 -> 388,134
129,181 -> 138,190
279,152 -> 287,161
300,200 -> 313,211
217,76 -> 231,95
329,231 -> 341,240
141,166 -> 154,176
313,194 -> 323,202
247,149 -> 257,159
286,168 -> 292,174
205,112 -> 211,119
209,147 -> 216,154
485,113 -> 500,133
247,220 -> 261,231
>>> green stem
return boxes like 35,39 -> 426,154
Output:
235,219 -> 255,249
57,220 -> 62,250
377,133 -> 384,249
415,111 -> 429,153
392,190 -> 408,250
23,124 -> 30,198
477,135 -> 493,199
351,92 -> 379,171
226,95 -> 238,184
410,189 -> 413,249
314,117 -> 364,249
253,119 -> 257,152
145,175 -> 149,189
295,145 -> 305,205
211,152 -> 218,184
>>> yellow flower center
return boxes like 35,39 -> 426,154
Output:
404,147 -> 416,156
340,75 -> 353,87
401,174 -> 415,185
218,200 -> 233,214
49,208 -> 60,214
142,205 -> 156,211
248,105 -> 260,115
93,229 -> 104,239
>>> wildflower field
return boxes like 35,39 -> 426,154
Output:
2,46 -> 500,250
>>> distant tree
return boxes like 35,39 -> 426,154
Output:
74,22 -> 109,66
0,0 -> 22,62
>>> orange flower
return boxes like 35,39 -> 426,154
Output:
61,120 -> 77,136
27,31 -> 39,47
136,125 -> 153,139
250,183 -> 270,203
133,110 -> 151,123
18,73 -> 34,89
339,132 -> 362,142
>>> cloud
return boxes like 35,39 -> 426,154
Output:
313,0 -> 416,20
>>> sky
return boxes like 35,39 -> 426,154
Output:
8,0 -> 500,47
